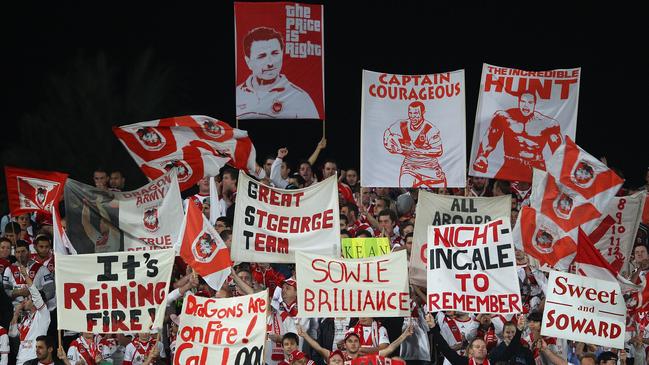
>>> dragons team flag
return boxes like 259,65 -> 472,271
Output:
234,2 -> 324,119
4,166 -> 68,216
113,115 -> 263,191
175,199 -> 231,291
469,63 -> 581,182
361,69 -> 466,188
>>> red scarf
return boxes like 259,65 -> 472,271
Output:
75,336 -> 99,365
353,321 -> 381,347
468,358 -> 490,365
280,300 -> 298,320
444,317 -> 463,343
476,325 -> 497,351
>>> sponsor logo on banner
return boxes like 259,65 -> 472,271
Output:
426,218 -> 521,314
542,271 -> 626,349
192,233 -> 219,263
201,118 -> 226,139
136,126 -> 166,151
143,207 -> 160,232
571,160 -> 595,188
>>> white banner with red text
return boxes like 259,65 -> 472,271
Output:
542,270 -> 625,349
232,173 -> 340,263
174,292 -> 268,365
360,69 -> 466,188
55,249 -> 174,333
296,250 -> 410,318
410,191 -> 511,287
426,218 -> 521,314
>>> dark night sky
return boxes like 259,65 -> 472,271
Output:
2,2 -> 647,196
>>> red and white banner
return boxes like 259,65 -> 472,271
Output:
232,173 -> 340,263
174,292 -> 268,365
296,250 -> 410,318
409,191 -> 511,287
63,170 -> 183,253
234,2 -> 324,119
113,115 -> 262,191
542,271 -> 626,349
591,192 -> 646,276
469,64 -> 580,182
55,249 -> 174,333
52,206 -> 76,255
176,199 -> 231,290
360,70 -> 466,188
426,218 -> 522,314
4,166 -> 67,216
351,355 -> 406,365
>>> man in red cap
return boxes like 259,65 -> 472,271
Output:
288,350 -> 316,365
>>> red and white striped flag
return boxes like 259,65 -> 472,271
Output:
176,198 -> 231,290
113,115 -> 264,191
4,166 -> 67,215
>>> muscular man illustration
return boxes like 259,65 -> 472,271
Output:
383,101 -> 446,188
473,91 -> 563,180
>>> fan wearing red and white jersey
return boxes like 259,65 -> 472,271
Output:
436,311 -> 478,365
123,333 -> 165,365
67,332 -> 101,365
3,240 -> 55,308
8,265 -> 51,365
350,317 -> 390,355
0,325 -> 9,365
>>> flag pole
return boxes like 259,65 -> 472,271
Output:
322,119 -> 326,140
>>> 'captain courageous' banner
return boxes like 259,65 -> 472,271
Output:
296,250 -> 410,318
361,69 -> 466,189
409,191 -> 511,287
232,173 -> 340,263
426,218 -> 521,314
542,271 -> 625,349
55,249 -> 174,333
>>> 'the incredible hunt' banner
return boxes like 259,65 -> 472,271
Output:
469,63 -> 580,182
174,292 -> 268,365
409,191 -> 511,287
426,219 -> 522,314
232,173 -> 340,263
296,251 -> 410,318
64,170 -> 183,253
361,70 -> 466,188
234,2 -> 324,119
55,249 -> 174,333
542,271 -> 626,349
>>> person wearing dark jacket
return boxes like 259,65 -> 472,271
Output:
489,321 -> 534,365
24,335 -> 69,365
426,313 -> 528,365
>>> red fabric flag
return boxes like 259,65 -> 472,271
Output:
113,115 -> 263,191
4,166 -> 67,216
176,199 -> 231,290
